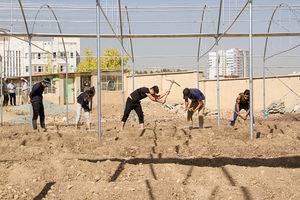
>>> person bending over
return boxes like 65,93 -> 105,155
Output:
121,86 -> 169,131
28,78 -> 51,132
230,89 -> 254,126
75,87 -> 95,130
183,88 -> 206,130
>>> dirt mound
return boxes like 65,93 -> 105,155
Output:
268,113 -> 300,121
0,103 -> 299,199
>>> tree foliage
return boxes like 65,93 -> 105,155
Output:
77,48 -> 97,72
77,47 -> 129,72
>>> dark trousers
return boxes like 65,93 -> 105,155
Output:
230,103 -> 255,126
9,93 -> 16,106
121,98 -> 144,124
3,93 -> 9,106
32,101 -> 45,130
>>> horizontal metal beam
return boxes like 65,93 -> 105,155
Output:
1,32 -> 300,38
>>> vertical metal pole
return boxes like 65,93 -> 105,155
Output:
216,38 -> 220,126
29,37 -> 32,125
0,55 -> 3,125
10,0 -> 13,33
121,50 -> 124,114
132,61 -> 135,120
249,0 -> 254,139
263,60 -> 266,120
197,61 -> 200,89
65,57 -> 68,123
118,0 -> 124,113
96,0 -> 102,141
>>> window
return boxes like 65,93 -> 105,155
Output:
70,65 -> 74,72
32,53 -> 36,59
25,66 -> 29,72
60,65 -> 66,72
70,52 -> 74,58
54,65 -> 57,73
34,66 -> 37,72
60,52 -> 66,58
38,66 -> 43,72
45,67 -> 48,72
38,53 -> 41,59
53,52 -> 56,59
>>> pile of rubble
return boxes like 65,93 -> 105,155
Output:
267,100 -> 300,114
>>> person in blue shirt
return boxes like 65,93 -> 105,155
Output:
28,78 -> 51,132
183,88 -> 205,130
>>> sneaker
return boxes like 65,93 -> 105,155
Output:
230,121 -> 235,126
199,126 -> 203,129
188,126 -> 193,130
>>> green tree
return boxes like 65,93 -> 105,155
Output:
77,47 -> 130,72
77,48 -> 97,72
101,47 -> 129,71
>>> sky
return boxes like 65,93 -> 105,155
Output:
0,0 -> 300,77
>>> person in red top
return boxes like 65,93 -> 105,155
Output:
120,86 -> 169,131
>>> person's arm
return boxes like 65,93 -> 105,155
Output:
146,93 -> 165,104
29,84 -> 39,101
244,109 -> 250,120
236,96 -> 241,113
190,100 -> 203,112
185,99 -> 189,111
154,90 -> 170,100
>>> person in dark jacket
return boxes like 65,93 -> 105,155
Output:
121,85 -> 170,131
28,78 -> 51,132
75,87 -> 95,130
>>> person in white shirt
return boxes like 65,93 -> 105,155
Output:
21,78 -> 28,105
7,80 -> 16,106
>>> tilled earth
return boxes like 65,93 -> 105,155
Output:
0,104 -> 299,200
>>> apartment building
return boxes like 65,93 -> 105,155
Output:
0,37 -> 80,78
208,48 -> 249,79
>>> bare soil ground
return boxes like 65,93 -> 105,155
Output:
0,102 -> 299,200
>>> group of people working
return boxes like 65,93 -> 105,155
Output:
120,86 -> 252,131
5,77 -> 251,132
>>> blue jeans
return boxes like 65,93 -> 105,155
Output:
230,103 -> 254,126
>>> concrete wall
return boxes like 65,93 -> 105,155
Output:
10,72 -> 300,112
199,75 -> 300,111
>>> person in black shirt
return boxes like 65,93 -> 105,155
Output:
28,78 -> 51,132
75,87 -> 95,130
121,85 -> 170,131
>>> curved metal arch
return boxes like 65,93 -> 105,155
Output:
31,3 -> 70,123
263,3 -> 300,61
31,4 -> 68,65
197,5 -> 207,62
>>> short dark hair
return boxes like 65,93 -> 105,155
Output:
244,89 -> 250,95
151,85 -> 159,94
44,78 -> 51,82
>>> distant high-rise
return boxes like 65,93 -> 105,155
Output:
208,48 -> 249,79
